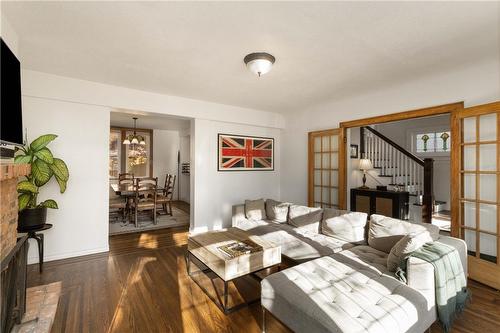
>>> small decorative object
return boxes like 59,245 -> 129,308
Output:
181,162 -> 190,174
244,52 -> 275,77
421,134 -> 430,152
14,134 -> 69,229
218,134 -> 274,171
358,158 -> 373,189
350,144 -> 359,158
440,132 -> 450,151
123,117 -> 146,145
217,240 -> 262,258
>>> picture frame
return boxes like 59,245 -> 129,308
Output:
350,144 -> 359,159
218,133 -> 274,171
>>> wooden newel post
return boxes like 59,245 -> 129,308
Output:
422,158 -> 434,223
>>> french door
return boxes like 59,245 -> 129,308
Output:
308,128 -> 346,209
451,101 -> 500,289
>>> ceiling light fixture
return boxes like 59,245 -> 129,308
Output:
123,117 -> 146,145
244,52 -> 275,77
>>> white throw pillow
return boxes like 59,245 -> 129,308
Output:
288,205 -> 323,233
368,214 -> 439,253
322,209 -> 368,243
245,199 -> 266,221
265,199 -> 290,223
387,231 -> 433,272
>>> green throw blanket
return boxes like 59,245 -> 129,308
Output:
395,242 -> 470,333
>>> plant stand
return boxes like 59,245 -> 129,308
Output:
18,224 -> 52,273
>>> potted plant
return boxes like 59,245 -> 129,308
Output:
14,134 -> 69,229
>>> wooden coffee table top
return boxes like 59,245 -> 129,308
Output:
188,227 -> 281,281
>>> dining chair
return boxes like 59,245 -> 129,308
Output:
130,177 -> 158,227
109,185 -> 127,222
118,173 -> 135,184
157,174 -> 176,216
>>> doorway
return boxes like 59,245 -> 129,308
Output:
108,110 -> 191,235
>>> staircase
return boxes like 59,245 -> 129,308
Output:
360,126 -> 434,222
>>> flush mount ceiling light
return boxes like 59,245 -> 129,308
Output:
244,52 -> 275,77
123,117 -> 146,145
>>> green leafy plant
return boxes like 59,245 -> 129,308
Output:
14,134 -> 69,211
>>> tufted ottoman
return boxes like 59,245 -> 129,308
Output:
261,246 -> 436,333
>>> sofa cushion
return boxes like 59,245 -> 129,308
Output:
386,231 -> 433,272
368,214 -> 440,253
261,254 -> 436,333
245,199 -> 266,221
265,199 -> 290,223
288,205 -> 323,233
322,209 -> 367,243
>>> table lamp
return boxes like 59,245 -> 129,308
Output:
359,158 -> 373,189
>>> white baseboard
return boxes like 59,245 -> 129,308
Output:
28,246 -> 109,265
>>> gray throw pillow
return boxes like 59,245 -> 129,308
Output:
265,199 -> 290,223
387,231 -> 433,272
288,205 -> 323,233
368,214 -> 440,253
245,199 -> 266,221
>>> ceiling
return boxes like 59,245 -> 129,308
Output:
2,1 -> 499,114
110,110 -> 190,131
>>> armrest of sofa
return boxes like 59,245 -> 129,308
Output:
232,204 -> 247,227
436,235 -> 468,277
406,235 -> 468,312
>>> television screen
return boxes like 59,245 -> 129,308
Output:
1,38 -> 23,146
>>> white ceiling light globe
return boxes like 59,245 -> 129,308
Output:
244,52 -> 275,77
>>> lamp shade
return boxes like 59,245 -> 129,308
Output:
359,158 -> 373,171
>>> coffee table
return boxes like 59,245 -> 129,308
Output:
186,227 -> 281,313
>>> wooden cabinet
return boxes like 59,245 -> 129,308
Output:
350,188 -> 409,219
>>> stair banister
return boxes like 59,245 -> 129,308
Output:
360,126 -> 434,223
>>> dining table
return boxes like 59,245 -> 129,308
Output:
110,183 -> 166,196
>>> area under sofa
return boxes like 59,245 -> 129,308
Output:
232,199 -> 468,333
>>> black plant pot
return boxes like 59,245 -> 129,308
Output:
18,207 -> 47,231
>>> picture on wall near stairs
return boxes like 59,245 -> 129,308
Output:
218,134 -> 274,171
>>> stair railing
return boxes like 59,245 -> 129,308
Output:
360,126 -> 434,223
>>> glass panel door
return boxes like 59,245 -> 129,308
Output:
109,129 -> 122,178
452,101 -> 500,290
308,129 -> 345,208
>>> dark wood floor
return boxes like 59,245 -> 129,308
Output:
28,224 -> 500,333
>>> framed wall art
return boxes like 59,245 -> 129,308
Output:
218,134 -> 274,171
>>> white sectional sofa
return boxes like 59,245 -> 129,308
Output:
232,199 -> 467,333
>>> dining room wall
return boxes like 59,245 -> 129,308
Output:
153,129 -> 180,199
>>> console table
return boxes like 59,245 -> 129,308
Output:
351,188 -> 409,219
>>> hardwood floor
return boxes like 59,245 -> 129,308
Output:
28,226 -> 500,333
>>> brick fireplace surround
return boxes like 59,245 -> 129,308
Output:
1,163 -> 30,259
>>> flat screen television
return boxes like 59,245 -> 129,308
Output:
1,38 -> 23,147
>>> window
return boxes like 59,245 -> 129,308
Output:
415,131 -> 451,153
109,128 -> 153,179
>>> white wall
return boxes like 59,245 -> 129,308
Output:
281,58 -> 500,205
153,129 -> 180,198
191,119 -> 280,233
18,71 -> 283,263
179,134 -> 190,203
22,96 -> 110,264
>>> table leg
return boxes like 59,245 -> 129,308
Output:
30,232 -> 44,273
223,280 -> 228,310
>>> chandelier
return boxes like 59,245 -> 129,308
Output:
123,117 -> 146,145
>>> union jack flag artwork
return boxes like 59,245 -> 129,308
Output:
218,134 -> 274,171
